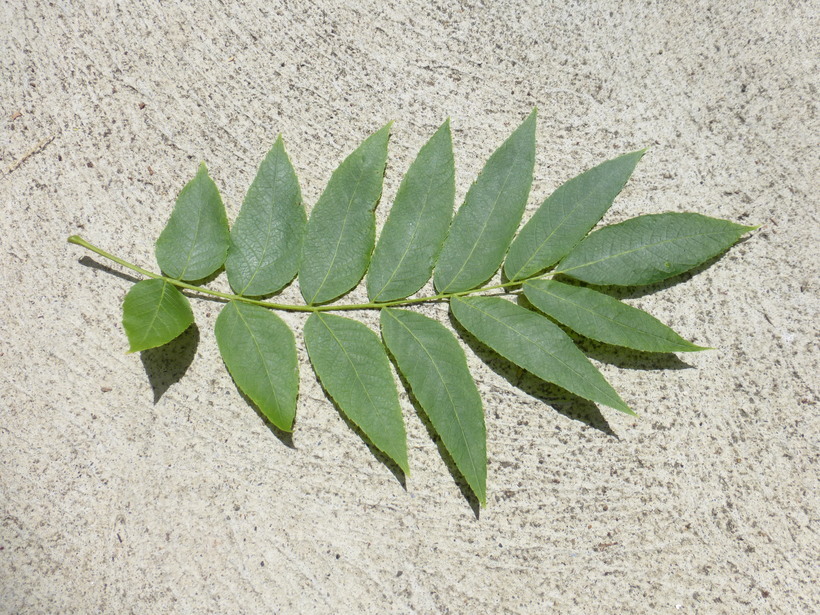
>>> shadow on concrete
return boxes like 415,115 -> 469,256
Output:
387,361 -> 481,519
314,380 -> 407,491
139,324 -> 199,403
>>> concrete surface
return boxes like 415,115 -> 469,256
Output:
1,1 -> 817,613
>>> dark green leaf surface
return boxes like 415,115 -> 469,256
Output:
434,110 -> 536,293
155,163 -> 230,281
214,301 -> 299,431
299,124 -> 391,304
304,312 -> 408,473
555,213 -> 755,286
524,279 -> 707,352
451,296 -> 632,414
381,309 -> 486,504
504,149 -> 645,281
367,121 -> 455,302
122,279 -> 194,353
225,136 -> 306,296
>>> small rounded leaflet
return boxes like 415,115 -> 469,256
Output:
122,279 -> 194,353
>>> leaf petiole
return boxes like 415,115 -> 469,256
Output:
68,235 -> 547,313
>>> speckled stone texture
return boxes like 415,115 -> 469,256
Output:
1,1 -> 817,613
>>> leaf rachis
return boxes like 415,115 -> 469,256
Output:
68,111 -> 756,507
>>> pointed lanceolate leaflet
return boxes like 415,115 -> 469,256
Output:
67,111 -> 756,506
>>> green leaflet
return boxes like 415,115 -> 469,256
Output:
381,309 -> 486,504
367,120 -> 455,302
225,136 -> 306,296
451,296 -> 633,415
122,279 -> 194,353
555,213 -> 756,286
299,124 -> 391,305
304,312 -> 409,474
155,163 -> 230,281
504,149 -> 646,281
214,301 -> 299,431
433,110 -> 536,293
524,279 -> 707,353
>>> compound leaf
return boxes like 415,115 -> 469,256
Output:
524,279 -> 707,353
367,120 -> 455,302
434,110 -> 536,293
304,312 -> 408,474
155,162 -> 230,281
505,149 -> 645,281
122,279 -> 194,353
214,301 -> 299,432
225,136 -> 306,296
555,213 -> 756,286
381,308 -> 486,505
451,296 -> 632,414
299,124 -> 391,304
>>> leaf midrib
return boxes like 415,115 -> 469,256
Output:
385,311 -> 480,484
177,178 -> 209,280
239,163 -> 281,295
526,282 -> 691,348
309,167 -> 366,304
555,227 -> 734,275
372,173 -> 438,302
139,280 -> 171,346
232,302 -> 280,412
441,162 -> 516,292
510,186 -> 602,281
315,314 -> 385,432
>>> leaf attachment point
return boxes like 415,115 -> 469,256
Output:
225,136 -> 306,296
451,296 -> 633,415
555,212 -> 756,286
524,279 -> 708,353
368,120 -> 455,302
434,109 -> 536,293
214,301 -> 299,432
299,124 -> 391,305
155,162 -> 230,281
505,149 -> 646,281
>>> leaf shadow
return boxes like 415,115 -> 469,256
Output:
232,386 -> 296,449
139,324 -> 199,403
179,266 -> 224,288
79,256 -> 142,284
387,358 -> 481,518
448,313 -> 618,436
314,380 -> 407,489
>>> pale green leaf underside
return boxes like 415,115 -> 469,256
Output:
434,110 -> 536,293
367,120 -> 455,302
555,213 -> 756,286
524,279 -> 707,353
226,136 -> 306,296
504,149 -> 646,281
214,301 -> 299,431
381,309 -> 486,504
451,296 -> 633,414
155,162 -> 230,281
299,124 -> 391,305
122,279 -> 194,353
304,312 -> 409,473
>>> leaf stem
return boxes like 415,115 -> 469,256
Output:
68,235 -> 550,312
